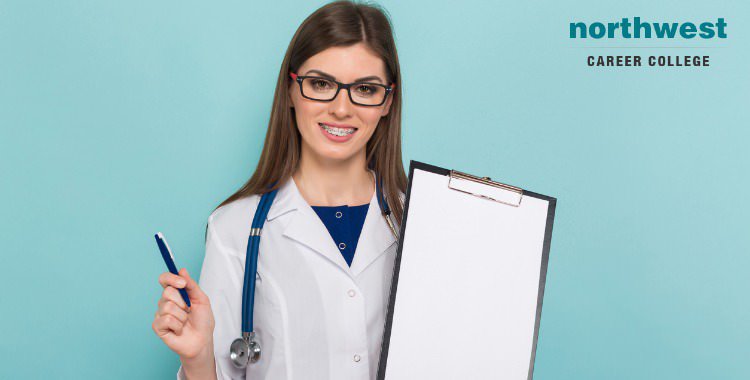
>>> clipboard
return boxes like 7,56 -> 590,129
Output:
377,161 -> 556,380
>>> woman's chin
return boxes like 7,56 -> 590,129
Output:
312,145 -> 362,163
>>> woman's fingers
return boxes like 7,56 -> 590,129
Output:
160,286 -> 188,311
157,300 -> 189,323
152,313 -> 185,336
158,272 -> 187,290
157,269 -> 210,307
178,268 -> 210,305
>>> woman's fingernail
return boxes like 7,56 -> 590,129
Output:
177,280 -> 186,287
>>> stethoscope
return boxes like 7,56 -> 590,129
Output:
229,172 -> 399,368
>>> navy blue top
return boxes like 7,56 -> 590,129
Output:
311,203 -> 370,267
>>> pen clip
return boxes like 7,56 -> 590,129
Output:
156,232 -> 175,260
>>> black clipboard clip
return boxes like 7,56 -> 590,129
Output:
448,169 -> 523,207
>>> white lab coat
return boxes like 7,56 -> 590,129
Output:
177,172 -> 400,380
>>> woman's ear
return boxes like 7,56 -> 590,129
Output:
380,93 -> 393,117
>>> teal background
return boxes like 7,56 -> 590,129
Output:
1,0 -> 747,378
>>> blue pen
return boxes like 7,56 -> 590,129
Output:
154,232 -> 192,307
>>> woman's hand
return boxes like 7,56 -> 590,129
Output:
152,268 -> 216,361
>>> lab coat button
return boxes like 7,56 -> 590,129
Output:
338,242 -> 346,250
347,289 -> 356,297
353,354 -> 361,362
335,211 -> 343,218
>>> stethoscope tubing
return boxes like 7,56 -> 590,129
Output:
241,187 -> 278,333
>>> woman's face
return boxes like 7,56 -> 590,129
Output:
289,42 -> 393,164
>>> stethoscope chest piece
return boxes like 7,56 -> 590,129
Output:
230,332 -> 261,369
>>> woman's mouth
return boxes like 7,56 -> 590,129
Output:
319,122 -> 357,142
319,123 -> 356,136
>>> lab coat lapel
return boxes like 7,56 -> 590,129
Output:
276,177 -> 353,276
349,189 -> 397,277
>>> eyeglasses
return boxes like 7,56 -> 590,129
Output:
290,72 -> 394,107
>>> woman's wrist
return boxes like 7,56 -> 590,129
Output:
180,340 -> 217,380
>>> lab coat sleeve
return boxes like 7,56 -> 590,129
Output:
176,209 -> 248,380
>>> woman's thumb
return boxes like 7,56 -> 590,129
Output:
179,268 -> 209,304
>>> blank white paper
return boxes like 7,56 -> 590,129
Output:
382,167 -> 552,380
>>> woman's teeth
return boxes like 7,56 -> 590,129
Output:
320,123 -> 356,136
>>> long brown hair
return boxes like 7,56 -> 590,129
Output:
216,0 -> 407,222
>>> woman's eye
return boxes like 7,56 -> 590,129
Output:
311,79 -> 333,90
355,85 -> 375,96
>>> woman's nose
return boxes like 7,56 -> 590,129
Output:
328,89 -> 355,118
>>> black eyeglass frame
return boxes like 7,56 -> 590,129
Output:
289,72 -> 395,107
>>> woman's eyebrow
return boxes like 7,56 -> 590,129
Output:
304,69 -> 384,83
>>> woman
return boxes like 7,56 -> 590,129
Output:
152,1 -> 406,379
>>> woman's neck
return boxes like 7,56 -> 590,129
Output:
292,148 -> 374,207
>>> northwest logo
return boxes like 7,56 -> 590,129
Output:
570,17 -> 727,39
